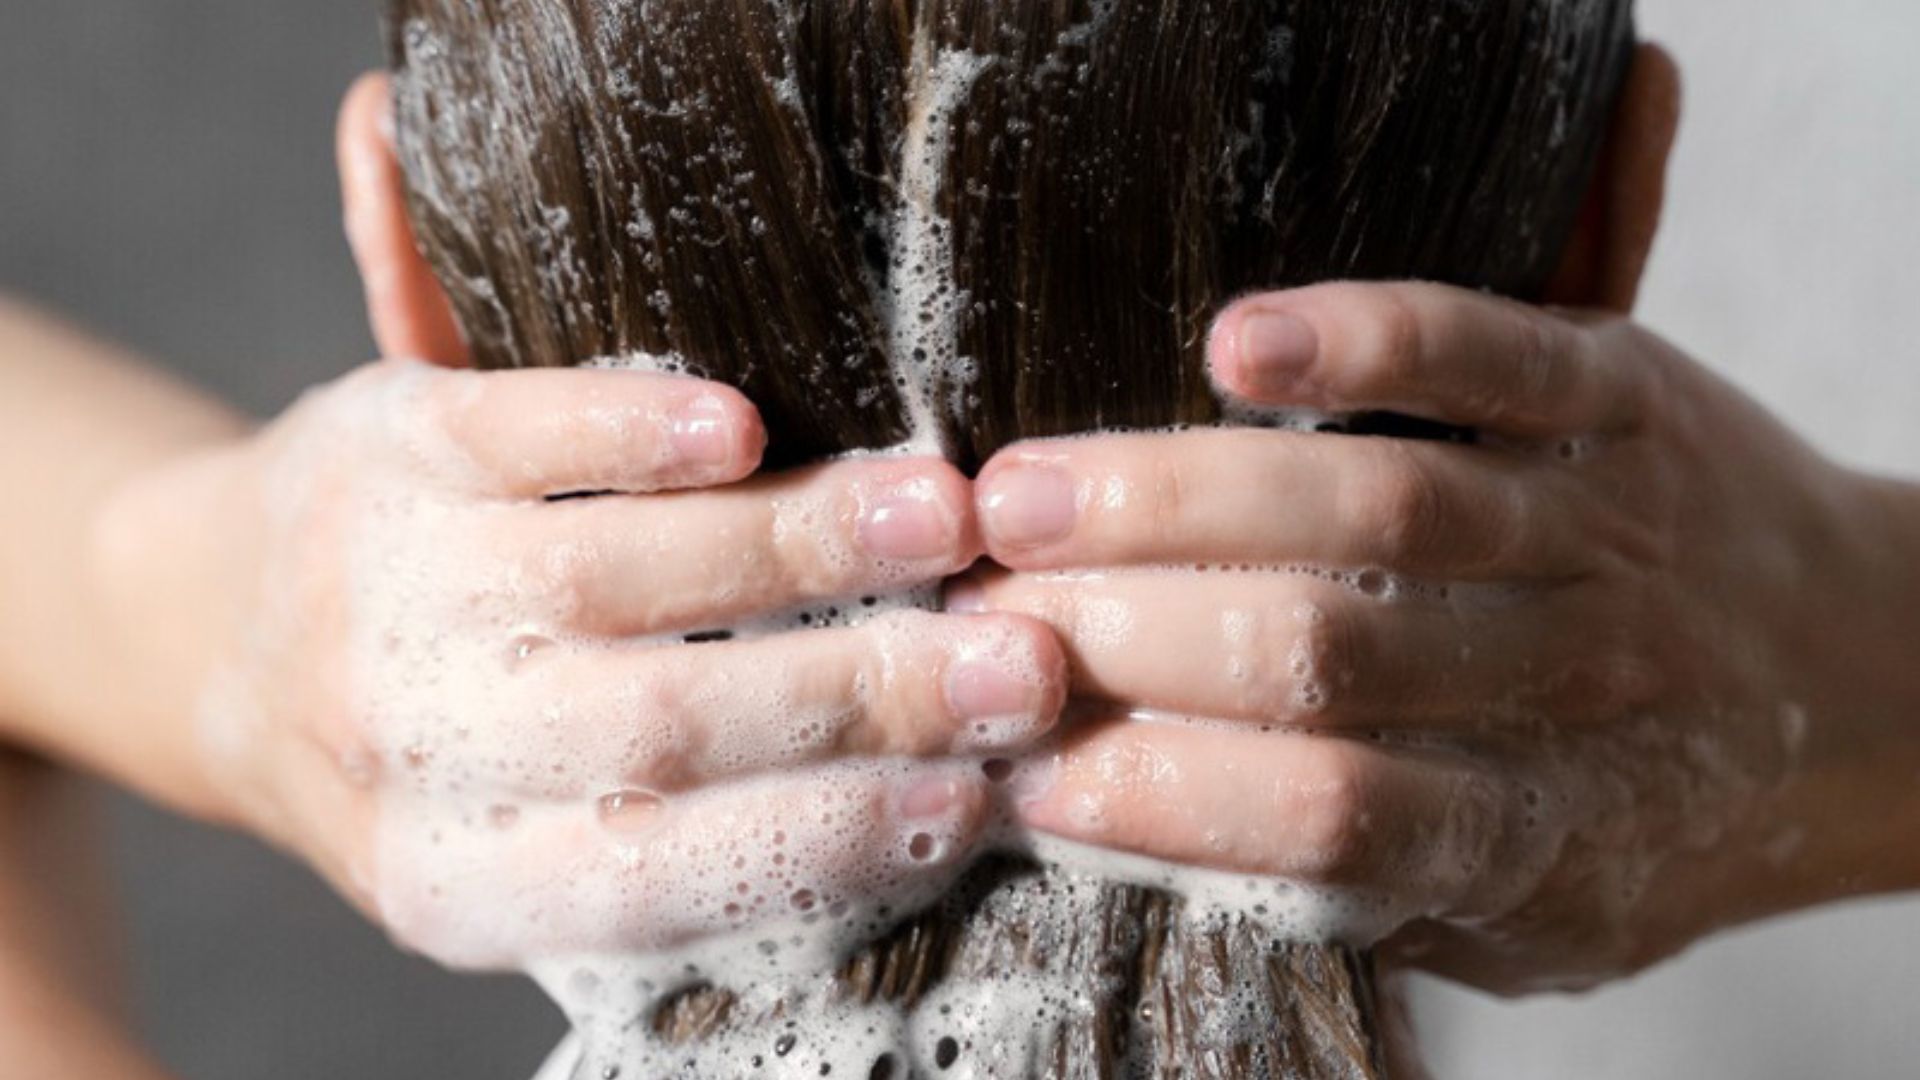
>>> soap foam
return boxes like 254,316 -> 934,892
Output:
878,44 -> 992,458
518,819 -> 1411,1080
206,361 -> 1459,1078
332,14 -> 1463,1080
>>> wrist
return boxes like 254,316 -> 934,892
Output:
1646,468 -> 1920,953
0,306 -> 254,821
1773,468 -> 1920,909
76,434 -> 256,825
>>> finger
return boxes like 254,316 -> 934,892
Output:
1017,719 -> 1512,916
337,73 -> 471,367
484,611 -> 1066,795
1209,281 -> 1647,438
957,569 -> 1653,728
382,762 -> 991,965
509,457 -> 979,636
976,428 -> 1591,579
410,364 -> 767,497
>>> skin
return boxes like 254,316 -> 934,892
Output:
87,348 -> 1071,932
975,280 -> 1920,992
340,49 -> 1920,992
965,49 -> 1920,992
0,753 -> 176,1080
4,38 -> 1919,1064
0,77 -> 1070,957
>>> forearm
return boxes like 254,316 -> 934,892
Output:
0,752 -> 176,1080
0,984 -> 176,1080
0,297 -> 248,816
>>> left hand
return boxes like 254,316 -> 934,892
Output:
958,280 -> 1920,993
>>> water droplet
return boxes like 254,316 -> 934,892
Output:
774,1034 -> 798,1057
506,633 -> 556,671
908,833 -> 938,861
598,789 -> 664,832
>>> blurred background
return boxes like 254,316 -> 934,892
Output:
2,1 -> 1916,1077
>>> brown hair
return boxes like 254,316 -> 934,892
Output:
387,0 -> 1633,471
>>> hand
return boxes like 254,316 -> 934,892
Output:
88,359 -> 1066,968
962,280 -> 1920,992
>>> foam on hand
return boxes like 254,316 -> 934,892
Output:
302,11 -> 1520,1080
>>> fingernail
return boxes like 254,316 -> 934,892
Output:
981,464 -> 1077,549
669,394 -> 735,466
858,484 -> 954,561
1238,311 -> 1319,392
1007,755 -> 1059,806
945,658 -> 1037,722
898,776 -> 961,820
943,580 -> 988,614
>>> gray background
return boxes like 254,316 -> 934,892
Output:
1,1 -> 1915,1077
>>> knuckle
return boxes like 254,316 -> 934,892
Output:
1291,753 -> 1375,881
1507,307 -> 1561,405
768,499 -> 859,598
1146,454 -> 1190,548
625,671 -> 699,789
1469,476 -> 1534,573
520,535 -> 599,625
1357,446 -> 1451,561
1362,287 -> 1428,387
1285,599 -> 1365,717
1229,603 -> 1296,718
849,618 -> 948,755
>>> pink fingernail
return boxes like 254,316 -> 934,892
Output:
1238,311 -> 1319,393
945,659 -> 1036,722
858,486 -> 954,561
898,777 -> 961,820
943,580 -> 988,614
981,464 -> 1077,550
1007,755 -> 1060,806
670,394 -> 735,467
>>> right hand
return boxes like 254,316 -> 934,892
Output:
89,359 -> 1065,968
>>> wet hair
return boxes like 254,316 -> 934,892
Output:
387,0 -> 1634,471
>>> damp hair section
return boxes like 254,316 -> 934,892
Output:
383,0 -> 1638,1075
388,0 -> 1634,472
